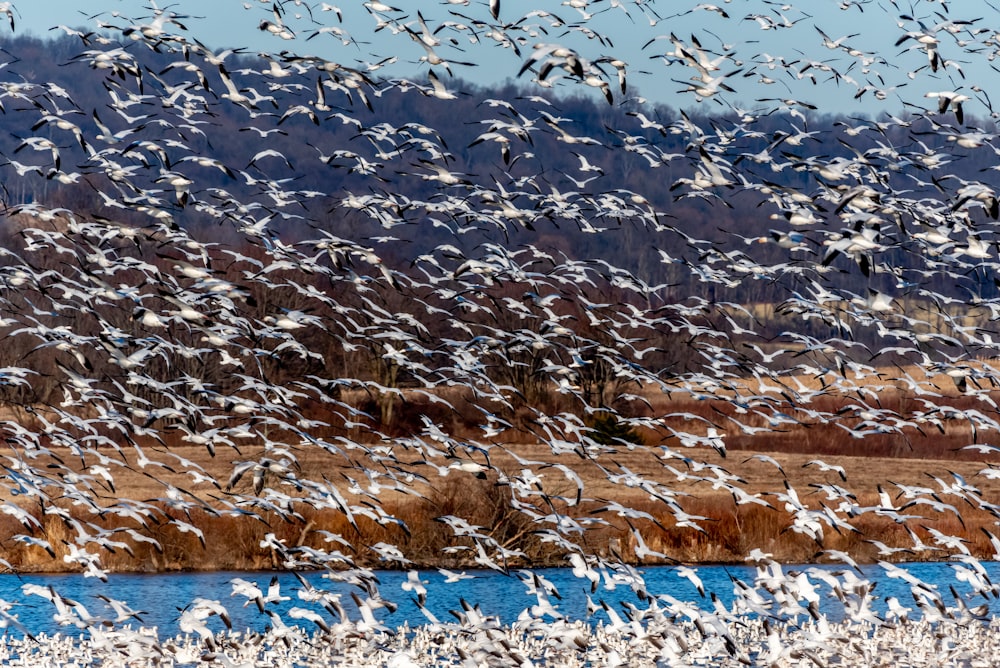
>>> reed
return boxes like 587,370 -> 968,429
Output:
2,470 -> 998,575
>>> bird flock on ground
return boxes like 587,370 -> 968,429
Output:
0,0 -> 998,664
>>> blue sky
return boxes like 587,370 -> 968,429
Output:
10,1 -> 998,119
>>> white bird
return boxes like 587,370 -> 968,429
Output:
179,598 -> 232,651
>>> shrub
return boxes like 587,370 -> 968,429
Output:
586,414 -> 644,446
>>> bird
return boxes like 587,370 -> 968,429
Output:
925,90 -> 970,124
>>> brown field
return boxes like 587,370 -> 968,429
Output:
3,375 -> 1000,575
0,361 -> 997,574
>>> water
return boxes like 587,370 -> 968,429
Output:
3,560 -> 999,638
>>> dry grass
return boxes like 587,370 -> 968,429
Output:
1,438 -> 998,573
3,379 -> 1000,574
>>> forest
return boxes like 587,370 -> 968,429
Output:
0,31 -> 995,423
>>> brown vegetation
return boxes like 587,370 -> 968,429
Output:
3,378 -> 1000,576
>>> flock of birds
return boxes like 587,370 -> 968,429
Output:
0,0 -> 997,664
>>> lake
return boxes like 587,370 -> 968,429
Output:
5,560 -> 999,638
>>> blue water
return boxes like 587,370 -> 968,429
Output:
3,561 -> 998,638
